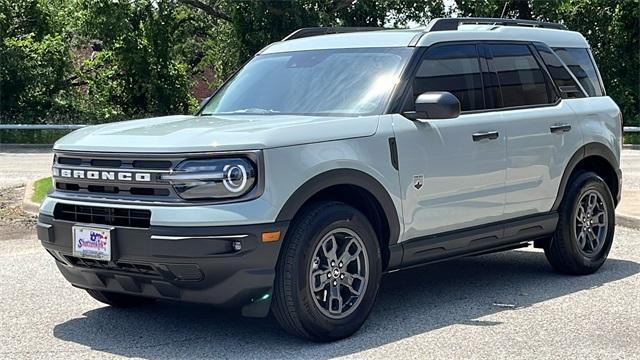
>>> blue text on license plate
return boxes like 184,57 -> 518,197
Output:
72,225 -> 112,261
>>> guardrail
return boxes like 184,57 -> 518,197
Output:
1,124 -> 639,132
0,124 -> 87,130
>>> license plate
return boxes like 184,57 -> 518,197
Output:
72,225 -> 113,261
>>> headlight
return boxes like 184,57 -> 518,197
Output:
163,158 -> 257,200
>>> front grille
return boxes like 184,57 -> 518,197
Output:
54,203 -> 151,228
91,159 -> 122,168
132,160 -> 173,169
58,157 -> 82,165
52,152 -> 182,202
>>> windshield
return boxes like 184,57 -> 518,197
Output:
201,48 -> 413,117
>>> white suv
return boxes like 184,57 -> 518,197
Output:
39,18 -> 622,341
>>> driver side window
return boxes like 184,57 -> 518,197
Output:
410,44 -> 485,112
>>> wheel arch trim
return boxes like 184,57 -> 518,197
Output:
275,168 -> 401,246
552,142 -> 621,211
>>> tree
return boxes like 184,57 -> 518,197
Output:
1,0 -> 636,133
0,0 -> 75,119
73,0 -> 196,117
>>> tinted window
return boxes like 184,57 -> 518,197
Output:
413,44 -> 484,111
535,44 -> 584,99
479,46 -> 500,109
490,44 -> 553,107
553,48 -> 603,96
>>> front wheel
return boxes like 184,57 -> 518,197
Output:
272,201 -> 381,342
545,172 -> 615,275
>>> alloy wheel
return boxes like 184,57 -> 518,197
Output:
574,189 -> 608,256
308,228 -> 369,319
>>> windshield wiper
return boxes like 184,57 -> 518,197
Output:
202,108 -> 280,116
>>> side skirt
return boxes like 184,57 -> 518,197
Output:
391,212 -> 558,270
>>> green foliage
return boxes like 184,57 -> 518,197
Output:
0,0 -> 638,145
0,0 -> 77,120
31,176 -> 52,203
74,0 -> 196,116
0,34 -> 71,115
624,133 -> 639,145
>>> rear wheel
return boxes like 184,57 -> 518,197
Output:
86,289 -> 156,307
545,172 -> 615,275
272,201 -> 381,341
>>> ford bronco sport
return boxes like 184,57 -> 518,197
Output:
38,18 -> 622,341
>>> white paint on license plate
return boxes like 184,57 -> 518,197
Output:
72,225 -> 112,261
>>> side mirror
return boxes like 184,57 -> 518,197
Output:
404,91 -> 461,121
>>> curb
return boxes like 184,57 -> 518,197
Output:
616,213 -> 640,230
22,179 -> 41,215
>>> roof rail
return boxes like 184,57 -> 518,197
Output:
427,17 -> 567,31
282,27 -> 385,41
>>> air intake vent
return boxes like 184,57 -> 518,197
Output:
91,159 -> 122,168
54,204 -> 151,228
57,157 -> 83,165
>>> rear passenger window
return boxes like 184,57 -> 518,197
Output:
413,44 -> 484,112
535,44 -> 584,99
489,44 -> 553,107
553,48 -> 603,96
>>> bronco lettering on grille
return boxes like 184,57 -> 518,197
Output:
53,168 -> 152,182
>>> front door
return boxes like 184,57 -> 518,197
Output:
392,43 -> 507,241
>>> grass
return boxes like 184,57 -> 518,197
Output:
624,132 -> 640,145
31,177 -> 53,204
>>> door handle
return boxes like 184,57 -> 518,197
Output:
550,124 -> 572,133
472,131 -> 499,142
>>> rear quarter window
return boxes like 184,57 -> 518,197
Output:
535,44 -> 585,99
553,48 -> 604,97
489,43 -> 554,108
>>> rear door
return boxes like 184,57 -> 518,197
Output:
392,43 -> 507,240
486,42 -> 583,218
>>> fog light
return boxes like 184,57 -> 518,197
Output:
232,241 -> 242,251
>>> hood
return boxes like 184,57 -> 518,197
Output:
53,114 -> 380,153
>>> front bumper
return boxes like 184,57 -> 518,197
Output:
38,214 -> 288,314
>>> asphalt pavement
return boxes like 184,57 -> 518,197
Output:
0,227 -> 639,359
0,146 -> 639,359
0,146 -> 53,188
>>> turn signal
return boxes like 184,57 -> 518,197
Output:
261,231 -> 281,242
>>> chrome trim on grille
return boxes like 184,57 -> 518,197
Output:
50,150 -> 264,205
54,165 -> 170,173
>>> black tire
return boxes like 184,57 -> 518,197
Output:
544,171 -> 615,275
86,289 -> 156,307
272,201 -> 382,342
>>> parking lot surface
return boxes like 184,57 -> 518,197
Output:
1,226 -> 639,359
0,147 -> 639,359
0,146 -> 53,189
